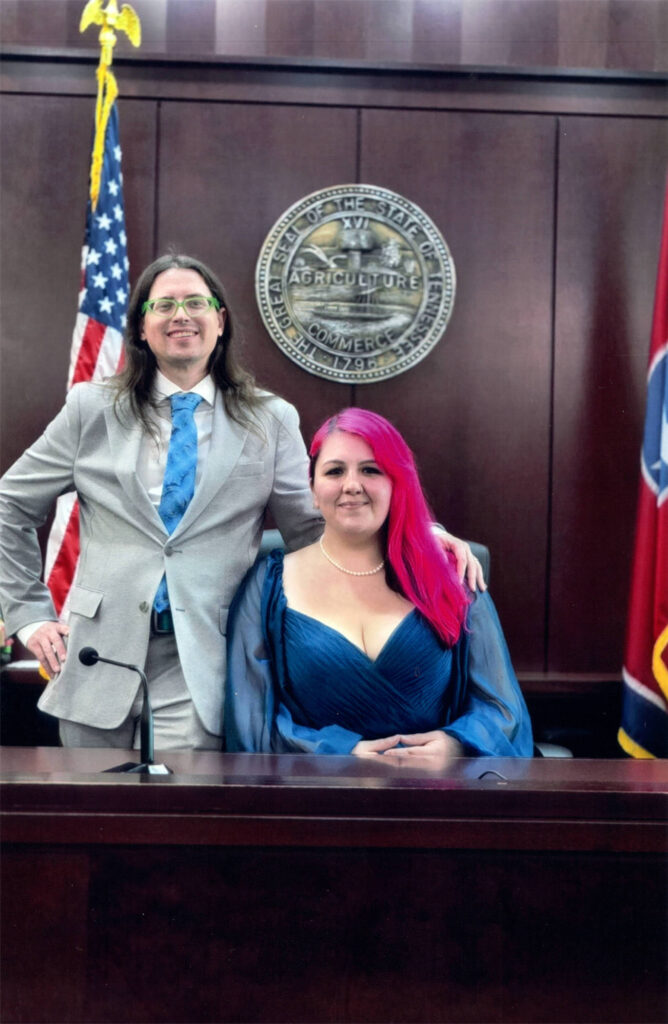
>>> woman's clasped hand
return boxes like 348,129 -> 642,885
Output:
352,731 -> 465,769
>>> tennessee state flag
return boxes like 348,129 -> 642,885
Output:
619,181 -> 668,758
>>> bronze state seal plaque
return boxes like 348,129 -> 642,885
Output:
255,185 -> 456,383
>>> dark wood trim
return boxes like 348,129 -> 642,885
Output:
1,50 -> 666,117
3,45 -> 668,83
517,671 -> 622,694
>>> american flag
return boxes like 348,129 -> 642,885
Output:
619,181 -> 668,758
44,102 -> 129,618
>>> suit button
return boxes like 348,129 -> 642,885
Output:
165,546 -> 173,557
139,602 -> 149,613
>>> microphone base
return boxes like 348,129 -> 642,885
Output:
103,761 -> 172,775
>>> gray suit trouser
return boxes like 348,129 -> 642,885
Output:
58,634 -> 221,751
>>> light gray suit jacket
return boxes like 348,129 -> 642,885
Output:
0,381 -> 323,734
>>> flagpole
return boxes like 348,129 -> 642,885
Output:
40,1 -> 141,653
80,0 -> 141,210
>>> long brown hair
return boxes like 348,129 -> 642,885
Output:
114,253 -> 265,432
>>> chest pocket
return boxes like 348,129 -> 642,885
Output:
69,585 -> 103,619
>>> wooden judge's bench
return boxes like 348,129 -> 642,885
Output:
1,748 -> 666,1024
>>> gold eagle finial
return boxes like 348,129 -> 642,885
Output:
80,0 -> 141,65
79,0 -> 141,209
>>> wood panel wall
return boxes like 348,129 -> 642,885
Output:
1,0 -> 666,72
1,1 -> 667,720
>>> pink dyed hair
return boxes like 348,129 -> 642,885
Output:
309,408 -> 469,646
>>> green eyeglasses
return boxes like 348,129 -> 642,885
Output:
142,295 -> 221,317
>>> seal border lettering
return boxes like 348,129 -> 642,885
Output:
255,184 -> 456,383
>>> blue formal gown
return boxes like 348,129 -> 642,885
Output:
224,551 -> 533,756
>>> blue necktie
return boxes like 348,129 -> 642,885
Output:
153,393 -> 203,613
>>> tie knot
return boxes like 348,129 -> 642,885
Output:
170,393 -> 203,416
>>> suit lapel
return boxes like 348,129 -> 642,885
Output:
103,398 -> 166,534
173,391 -> 248,535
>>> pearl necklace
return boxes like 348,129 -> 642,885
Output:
319,536 -> 385,577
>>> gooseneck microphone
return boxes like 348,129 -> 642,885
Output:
78,646 -> 170,774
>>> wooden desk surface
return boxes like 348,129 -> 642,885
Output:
2,747 -> 666,852
2,748 -> 666,1023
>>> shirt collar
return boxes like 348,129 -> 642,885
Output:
153,370 -> 216,407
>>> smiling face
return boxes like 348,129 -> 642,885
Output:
311,430 -> 393,540
140,267 -> 226,384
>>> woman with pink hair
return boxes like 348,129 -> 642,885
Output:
225,408 -> 532,760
